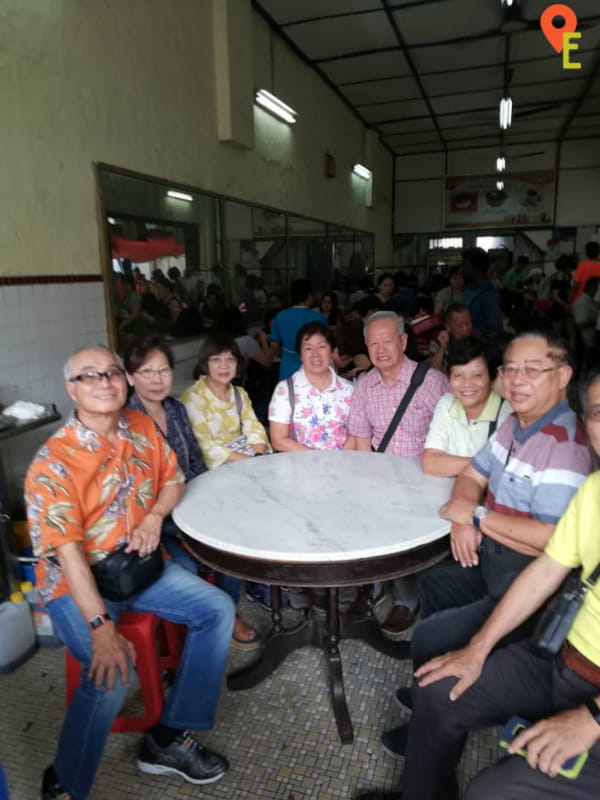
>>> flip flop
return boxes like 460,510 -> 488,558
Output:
230,629 -> 263,651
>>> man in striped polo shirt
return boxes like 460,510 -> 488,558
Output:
377,331 -> 592,768
414,331 -> 592,665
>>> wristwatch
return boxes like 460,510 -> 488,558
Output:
472,505 -> 489,530
584,697 -> 600,726
89,612 -> 112,630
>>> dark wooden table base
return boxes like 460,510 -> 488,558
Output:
227,587 -> 409,744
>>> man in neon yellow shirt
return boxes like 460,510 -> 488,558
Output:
359,368 -> 600,800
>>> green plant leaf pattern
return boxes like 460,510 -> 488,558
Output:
44,502 -> 78,537
35,473 -> 69,497
85,516 -> 116,544
134,478 -> 154,510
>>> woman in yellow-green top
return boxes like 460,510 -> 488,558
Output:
181,333 -> 270,470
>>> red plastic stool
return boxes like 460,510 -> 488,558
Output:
65,612 -> 186,733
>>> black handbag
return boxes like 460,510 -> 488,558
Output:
532,562 -> 600,656
91,544 -> 164,601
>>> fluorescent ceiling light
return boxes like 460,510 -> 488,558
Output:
167,190 -> 193,202
353,163 -> 372,180
496,157 -> 506,172
501,0 -> 515,7
496,180 -> 505,191
255,89 -> 297,124
499,97 -> 512,130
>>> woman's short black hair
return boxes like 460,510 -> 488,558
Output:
123,335 -> 175,374
447,336 -> 499,381
295,321 -> 335,354
320,291 -> 339,310
376,271 -> 394,288
194,333 -> 241,378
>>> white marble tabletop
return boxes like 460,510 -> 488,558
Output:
173,450 -> 453,563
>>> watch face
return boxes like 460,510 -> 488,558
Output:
475,505 -> 488,518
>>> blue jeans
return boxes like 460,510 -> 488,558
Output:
162,531 -> 241,604
47,560 -> 235,800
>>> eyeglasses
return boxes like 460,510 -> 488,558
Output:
207,356 -> 238,366
498,364 -> 564,381
136,367 -> 173,380
68,368 -> 126,384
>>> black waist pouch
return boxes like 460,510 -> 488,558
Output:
91,545 -> 164,601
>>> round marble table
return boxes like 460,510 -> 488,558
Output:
173,450 -> 452,743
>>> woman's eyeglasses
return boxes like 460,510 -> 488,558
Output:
136,367 -> 173,380
207,356 -> 238,367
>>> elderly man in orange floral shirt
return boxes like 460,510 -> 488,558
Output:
25,346 -> 234,800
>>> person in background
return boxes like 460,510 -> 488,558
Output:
117,274 -> 147,341
319,291 -> 345,327
374,272 -> 396,310
269,322 -> 354,452
392,271 -> 417,318
270,279 -> 327,379
573,276 -> 600,375
167,266 -> 190,305
433,266 -> 464,315
429,303 -> 474,372
347,311 -> 448,636
462,247 -> 504,333
124,336 -> 259,650
503,254 -> 530,290
27,346 -> 234,800
571,240 -> 600,304
216,307 -> 273,372
358,369 -> 600,800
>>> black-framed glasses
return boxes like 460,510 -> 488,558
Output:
68,368 -> 126,384
498,364 -> 563,381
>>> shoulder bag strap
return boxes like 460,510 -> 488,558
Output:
487,399 -> 503,439
585,562 -> 600,588
233,386 -> 243,435
286,376 -> 296,442
376,360 -> 429,453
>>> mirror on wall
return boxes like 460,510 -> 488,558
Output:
98,166 -> 375,349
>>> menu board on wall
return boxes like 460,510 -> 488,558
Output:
445,171 -> 555,229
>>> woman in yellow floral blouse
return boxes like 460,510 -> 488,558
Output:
181,334 -> 270,470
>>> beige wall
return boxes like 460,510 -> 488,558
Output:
0,0 -> 393,278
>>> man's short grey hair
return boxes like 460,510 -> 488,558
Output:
363,310 -> 405,339
63,345 -> 122,381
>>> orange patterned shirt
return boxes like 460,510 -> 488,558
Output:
24,409 -> 184,604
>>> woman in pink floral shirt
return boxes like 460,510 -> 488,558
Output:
269,322 -> 355,451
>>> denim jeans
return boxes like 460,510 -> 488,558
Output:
47,560 -> 235,800
162,531 -> 241,604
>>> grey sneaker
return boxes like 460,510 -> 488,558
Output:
138,731 -> 228,785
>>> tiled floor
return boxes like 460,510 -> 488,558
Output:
0,597 -> 500,799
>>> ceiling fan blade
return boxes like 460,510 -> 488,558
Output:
514,103 -> 564,118
510,151 -> 546,159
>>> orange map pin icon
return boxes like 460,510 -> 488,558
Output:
540,4 -> 578,52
